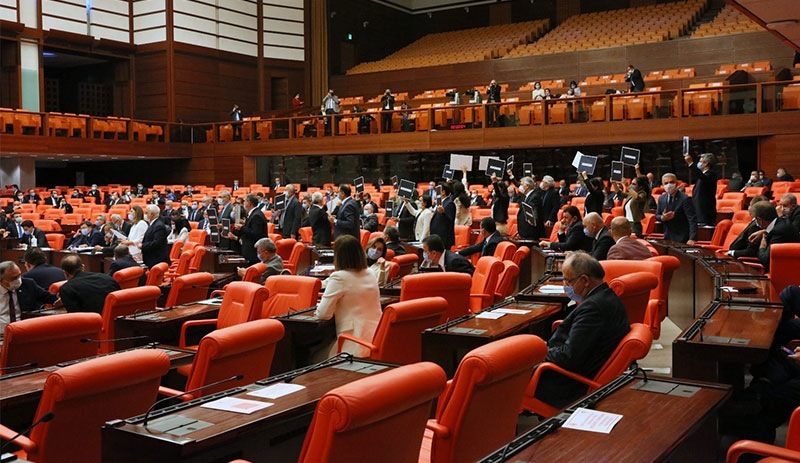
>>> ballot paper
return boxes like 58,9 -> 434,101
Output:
111,229 -> 128,240
475,311 -> 505,320
247,383 -> 306,400
562,407 -> 623,434
494,308 -> 531,315
538,285 -> 565,294
201,397 -> 273,414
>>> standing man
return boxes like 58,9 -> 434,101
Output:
517,176 -> 542,240
322,89 -> 340,136
141,205 -> 170,268
685,152 -> 718,226
625,64 -> 645,92
278,184 -> 302,240
656,173 -> 697,244
331,184 -> 360,240
230,104 -> 243,140
380,89 -> 395,134
227,194 -> 268,266
486,80 -> 501,127
539,176 -> 560,228
216,190 -> 234,250
308,192 -> 332,246
429,182 -> 456,250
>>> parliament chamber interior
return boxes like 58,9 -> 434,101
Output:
1,0 -> 800,461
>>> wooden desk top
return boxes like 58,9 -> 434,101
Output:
425,299 -> 561,339
116,302 -> 221,325
480,375 -> 730,463
677,301 -> 782,352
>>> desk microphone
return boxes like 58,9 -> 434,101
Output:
0,412 -> 55,452
81,335 -> 151,344
283,353 -> 353,384
0,362 -> 37,373
142,374 -> 244,427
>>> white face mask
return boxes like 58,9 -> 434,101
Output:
217,198 -> 224,205
367,248 -> 381,260
7,277 -> 22,291
539,182 -> 546,190
664,183 -> 677,194
128,213 -> 135,221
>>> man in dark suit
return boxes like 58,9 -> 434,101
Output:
459,218 -> 504,258
754,202 -> 800,271
584,212 -> 614,261
19,220 -> 49,248
140,205 -> 170,269
22,189 -> 41,204
187,201 -> 203,222
380,89 -> 395,133
308,192 -> 332,247
110,214 -> 132,237
278,184 -> 303,240
1,261 -> 57,331
541,206 -> 593,252
331,184 -> 360,240
539,176 -> 560,228
625,64 -> 645,92
105,191 -> 123,208
215,190 -> 234,250
422,234 -> 474,276
395,190 -> 418,241
430,182 -> 456,249
685,153 -> 718,226
68,221 -> 105,249
656,173 -> 697,244
134,184 -> 148,197
107,245 -> 141,277
383,226 -> 406,256
85,184 -> 101,202
228,194 -> 268,266
59,255 -> 120,314
534,252 -> 630,408
5,212 -> 24,239
44,190 -> 62,208
361,204 -> 379,232
517,177 -> 542,240
778,193 -> 800,232
22,247 -> 65,289
486,80 -> 501,126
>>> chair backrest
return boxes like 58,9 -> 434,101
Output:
709,219 -> 733,246
600,259 -> 663,302
385,260 -> 400,281
393,253 -> 419,278
164,272 -> 214,307
185,319 -> 285,398
453,225 -> 471,249
592,323 -> 652,388
275,238 -> 296,260
112,265 -> 144,289
45,233 -> 65,250
470,256 -> 504,309
645,255 -> 680,305
0,313 -> 102,369
298,226 -> 313,243
187,229 -> 207,245
99,286 -> 162,354
731,210 -> 751,224
429,335 -> 548,463
262,275 -> 321,318
367,297 -> 449,364
298,362 -> 446,463
241,262 -> 267,283
28,349 -> 170,463
359,229 -> 370,249
770,244 -> 800,299
215,281 -> 269,326
169,240 -> 184,261
172,249 -> 195,277
285,241 -> 306,274
493,241 -> 517,261
606,272 -> 659,326
400,273 -> 472,321
511,246 -> 530,267
188,246 -> 207,272
494,261 -> 520,302
145,262 -> 169,286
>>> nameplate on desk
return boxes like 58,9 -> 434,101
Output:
331,361 -> 390,374
702,335 -> 749,345
631,380 -> 700,397
145,414 -> 214,437
447,327 -> 487,335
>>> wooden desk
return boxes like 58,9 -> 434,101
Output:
0,247 -> 29,272
673,301 -> 782,389
517,273 -> 571,310
115,302 -> 222,347
510,240 -> 535,290
270,308 -> 336,375
0,237 -> 21,250
421,299 -> 561,377
101,357 -> 394,463
52,249 -> 106,273
479,374 -> 731,463
197,247 -> 243,274
529,247 -> 564,282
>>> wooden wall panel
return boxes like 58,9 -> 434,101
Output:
134,50 -> 168,121
759,134 -> 800,180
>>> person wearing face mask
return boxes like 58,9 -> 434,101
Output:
330,184 -> 361,240
70,188 -> 84,199
778,193 -> 800,231
0,261 -> 57,332
134,183 -> 148,197
489,173 -> 510,235
777,168 -> 795,183
532,252 -> 630,409
577,171 -> 605,216
94,223 -> 122,256
69,221 -> 104,248
186,201 -> 201,221
22,189 -> 40,205
140,205 -> 170,269
109,213 -> 132,236
685,152 -> 718,226
7,212 -> 25,239
365,237 -> 390,285
237,238 -> 283,284
361,203 -> 379,233
308,192 -> 332,247
531,81 -> 545,100
120,206 -> 147,259
743,170 -> 764,190
404,194 -> 433,241
215,190 -> 234,249
459,218 -> 504,258
758,169 -> 773,189
538,175 -> 560,228
621,172 -> 650,237
276,184 -> 303,240
726,198 -> 769,259
85,184 -> 101,202
754,201 -> 800,271
225,194 -> 267,266
45,190 -> 62,208
656,173 -> 698,245
167,210 -> 191,245
540,206 -> 593,252
20,220 -> 49,249
515,176 -> 543,240
421,234 -> 474,275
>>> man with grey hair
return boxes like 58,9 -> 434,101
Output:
753,201 -> 800,271
110,213 -> 132,236
584,212 -> 614,260
517,176 -> 542,240
685,152 -> 717,225
656,173 -> 697,244
308,191 -> 331,246
277,184 -> 303,240
226,194 -> 267,266
216,190 -> 234,249
141,204 -> 170,268
607,216 -> 653,260
539,175 -> 560,228
533,252 -> 630,409
778,193 -> 800,231
361,203 -> 378,232
0,261 -> 57,331
237,238 -> 284,284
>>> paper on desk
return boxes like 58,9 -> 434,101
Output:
200,397 -> 272,414
494,308 -> 531,315
314,264 -> 336,271
111,229 -> 128,240
248,383 -> 306,400
538,285 -> 565,294
475,311 -> 505,320
720,286 -> 738,293
562,407 -> 623,434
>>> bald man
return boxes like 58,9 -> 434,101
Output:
607,217 -> 653,261
584,212 -> 614,261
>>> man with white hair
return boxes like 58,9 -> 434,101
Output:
584,212 -> 614,260
684,152 -> 717,225
517,176 -> 543,240
656,172 -> 697,244
141,204 -> 170,268
778,193 -> 800,231
309,191 -> 332,246
361,203 -> 378,232
110,213 -> 132,236
538,175 -> 560,228
277,184 -> 302,240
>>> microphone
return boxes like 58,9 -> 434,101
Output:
0,362 -> 37,373
81,335 -> 150,344
282,353 -> 353,384
142,374 -> 244,427
0,412 -> 55,452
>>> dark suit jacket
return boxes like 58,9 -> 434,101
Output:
16,277 -> 58,313
22,194 -> 41,204
119,221 -> 132,237
517,190 -> 542,240
786,207 -> 800,232
550,220 -> 593,252
689,164 -> 718,225
24,264 -> 65,290
443,250 -> 475,275
107,256 -> 141,277
491,181 -> 509,223
308,205 -> 332,247
334,198 -> 361,240
141,219 -> 170,268
20,228 -> 49,248
537,282 -> 630,407
540,188 -> 560,225
281,197 -> 303,239
626,68 -> 645,92
386,241 -> 406,256
69,230 -> 104,248
730,221 -> 761,258
235,208 -> 268,265
759,219 -> 800,270
591,227 -> 615,261
7,222 -> 25,239
578,176 -> 605,216
362,214 -> 378,232
459,231 -> 504,258
656,191 -> 698,243
60,271 -> 121,314
44,196 -> 61,207
430,196 -> 456,249
396,194 -> 418,241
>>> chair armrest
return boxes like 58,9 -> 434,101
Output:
527,362 -> 601,398
727,440 -> 800,462
701,244 -> 723,251
179,318 -> 218,348
425,421 -> 452,440
158,385 -> 195,402
693,240 -> 711,246
209,289 -> 226,298
551,320 -> 563,332
0,423 -> 37,453
336,333 -> 376,356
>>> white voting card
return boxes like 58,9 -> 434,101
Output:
247,383 -> 306,400
562,407 -> 623,434
201,397 -> 272,414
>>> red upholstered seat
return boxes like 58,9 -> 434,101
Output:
164,272 -> 214,307
145,262 -> 169,286
240,262 -> 267,283
494,261 -> 520,303
493,241 -> 517,261
261,275 -> 321,318
187,229 -> 207,245
769,243 -> 800,301
112,265 -> 144,289
393,253 -> 420,277
420,335 -> 547,463
511,245 -> 530,267
298,362 -> 447,463
606,272 -> 659,332
97,287 -> 162,354
0,349 -> 169,463
0,313 -> 102,369
282,241 -> 306,275
469,256 -> 504,312
601,260 -> 664,337
400,272 -> 472,322
727,406 -> 800,462
336,296 -> 449,364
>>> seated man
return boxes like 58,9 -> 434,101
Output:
68,221 -> 105,249
107,245 -> 141,277
383,226 -> 406,256
535,252 -> 630,408
361,203 -> 379,233
726,199 -> 767,259
23,247 -> 65,290
0,261 -> 57,332
20,220 -> 50,248
754,201 -> 800,271
540,206 -> 593,252
458,217 -> 504,258
584,212 -> 614,261
59,255 -> 120,314
606,217 -> 653,261
421,234 -> 474,275
236,237 -> 283,285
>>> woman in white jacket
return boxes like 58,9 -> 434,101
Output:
315,234 -> 382,358
403,194 -> 433,241
120,205 -> 148,259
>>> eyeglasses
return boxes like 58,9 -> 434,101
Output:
563,274 -> 585,286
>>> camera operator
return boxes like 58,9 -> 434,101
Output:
380,89 -> 394,133
486,80 -> 501,127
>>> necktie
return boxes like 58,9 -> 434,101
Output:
8,291 -> 17,323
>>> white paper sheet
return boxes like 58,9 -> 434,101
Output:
475,311 -> 505,320
572,151 -> 583,169
538,285 -> 565,294
247,383 -> 306,400
562,407 -> 623,434
494,308 -> 531,315
478,156 -> 501,171
200,397 -> 273,414
111,229 -> 128,240
449,154 -> 474,171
